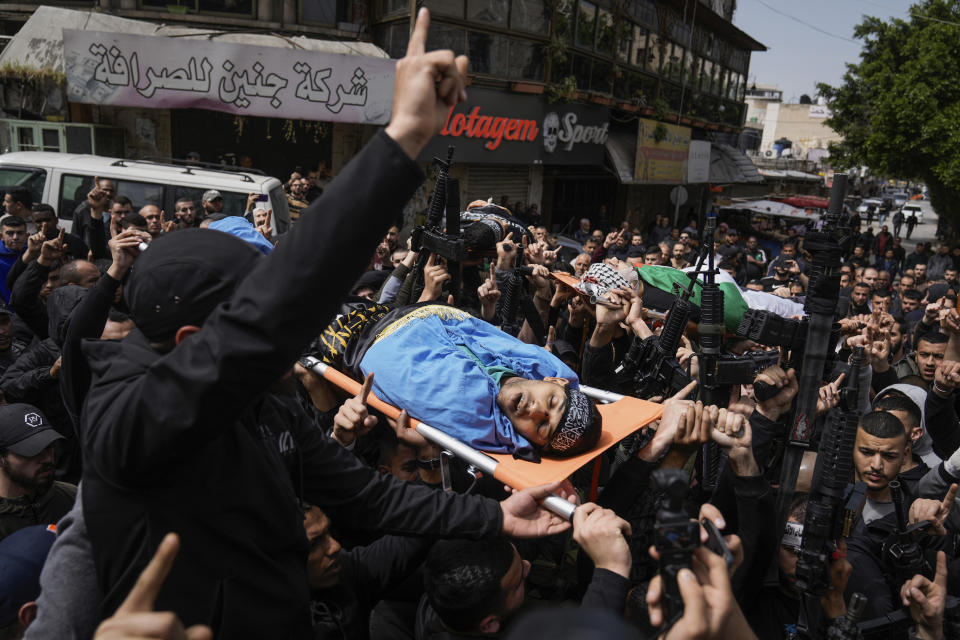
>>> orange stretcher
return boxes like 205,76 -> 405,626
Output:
300,356 -> 663,520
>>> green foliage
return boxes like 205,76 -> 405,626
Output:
653,122 -> 668,143
652,97 -> 670,121
819,0 -> 960,223
547,75 -> 579,103
0,63 -> 65,87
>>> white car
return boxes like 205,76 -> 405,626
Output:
857,198 -> 882,215
890,192 -> 910,209
0,152 -> 289,235
901,203 -> 923,225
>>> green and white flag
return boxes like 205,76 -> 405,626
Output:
636,265 -> 804,333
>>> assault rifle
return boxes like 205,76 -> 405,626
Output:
773,174 -> 850,568
497,265 -> 546,342
615,278 -> 695,399
410,146 -> 464,302
794,345 -> 866,638
881,480 -> 933,590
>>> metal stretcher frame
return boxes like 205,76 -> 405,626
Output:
301,356 -> 663,521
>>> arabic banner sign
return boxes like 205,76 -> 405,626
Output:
63,30 -> 396,125
419,88 -> 610,165
634,118 -> 691,184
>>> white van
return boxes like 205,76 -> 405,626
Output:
0,152 -> 290,234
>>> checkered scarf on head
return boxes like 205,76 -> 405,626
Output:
576,262 -> 639,305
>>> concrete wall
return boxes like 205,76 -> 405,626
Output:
758,102 -> 841,161
94,105 -> 171,159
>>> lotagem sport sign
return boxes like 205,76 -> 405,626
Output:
419,88 -> 610,165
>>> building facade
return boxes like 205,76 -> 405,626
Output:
1,0 -> 765,230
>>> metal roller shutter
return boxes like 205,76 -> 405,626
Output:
466,165 -> 531,206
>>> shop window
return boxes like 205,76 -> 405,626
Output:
700,59 -> 713,94
140,0 -> 253,14
380,0 -> 407,17
646,32 -> 661,74
554,0 -> 575,44
684,53 -> 698,88
467,0 -> 508,26
423,0 -> 464,18
374,23 -> 409,58
468,31 -> 509,76
301,0 -> 345,25
572,55 -> 592,90
197,0 -> 253,13
507,39 -> 544,81
65,127 -> 92,155
428,24 -> 467,55
626,0 -> 656,28
595,8 -> 613,55
631,26 -> 648,68
93,128 -> 125,157
616,25 -> 631,63
575,0 -> 596,49
671,21 -> 690,44
664,42 -> 684,81
615,69 -> 647,101
728,71 -> 740,100
591,59 -> 612,93
711,63 -> 722,96
510,0 -> 548,34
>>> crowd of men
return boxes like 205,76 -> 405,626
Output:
0,10 -> 956,640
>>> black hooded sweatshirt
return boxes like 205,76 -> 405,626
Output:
79,132 -> 505,639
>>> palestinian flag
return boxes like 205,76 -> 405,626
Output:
636,265 -> 804,333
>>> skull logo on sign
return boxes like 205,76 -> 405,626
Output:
542,112 -> 560,153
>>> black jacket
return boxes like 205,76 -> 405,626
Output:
10,260 -> 52,339
311,535 -> 431,640
60,272 -> 121,428
0,481 -> 76,541
80,131 -> 504,639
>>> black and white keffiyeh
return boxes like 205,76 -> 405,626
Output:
546,388 -> 601,455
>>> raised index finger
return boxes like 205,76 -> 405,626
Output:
407,7 -> 429,57
489,263 -> 498,290
357,371 -> 375,404
117,532 -> 180,614
941,483 -> 958,517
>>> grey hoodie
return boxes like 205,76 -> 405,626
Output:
874,383 -> 941,469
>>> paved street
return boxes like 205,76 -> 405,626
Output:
861,197 -> 940,247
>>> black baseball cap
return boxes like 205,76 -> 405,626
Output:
125,228 -> 262,342
0,404 -> 62,457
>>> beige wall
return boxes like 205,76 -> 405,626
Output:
758,102 -> 841,160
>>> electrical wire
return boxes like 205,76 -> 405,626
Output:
854,0 -> 960,29
752,0 -> 861,44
